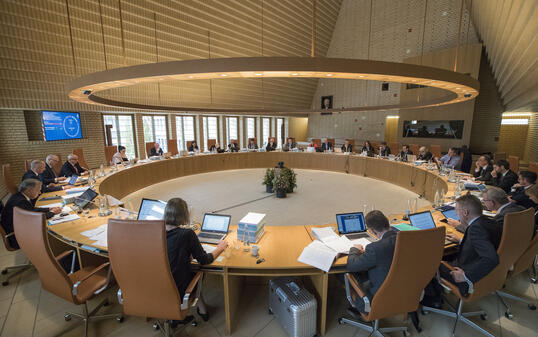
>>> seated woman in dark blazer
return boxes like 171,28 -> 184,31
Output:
164,198 -> 228,321
361,140 -> 375,156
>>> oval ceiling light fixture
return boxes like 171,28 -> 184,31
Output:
67,57 -> 479,115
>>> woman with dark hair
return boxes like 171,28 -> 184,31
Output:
164,198 -> 228,321
112,145 -> 129,164
361,140 -> 375,156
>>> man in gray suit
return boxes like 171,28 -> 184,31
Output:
346,210 -> 397,313
482,186 -> 525,247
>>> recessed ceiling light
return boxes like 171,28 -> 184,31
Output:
359,75 -> 365,78
188,76 -> 194,79
255,73 -> 263,76
291,73 -> 298,76
220,74 -> 228,77
326,73 -> 333,76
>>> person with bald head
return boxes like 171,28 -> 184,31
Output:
60,154 -> 88,177
417,146 -> 433,161
42,154 -> 65,185
22,160 -> 71,193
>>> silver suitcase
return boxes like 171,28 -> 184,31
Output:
269,278 -> 317,337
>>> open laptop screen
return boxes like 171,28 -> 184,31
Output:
137,198 -> 166,220
74,188 -> 98,209
442,209 -> 460,221
336,212 -> 366,234
201,214 -> 231,233
68,175 -> 78,185
409,211 -> 436,230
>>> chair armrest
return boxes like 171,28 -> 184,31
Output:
344,273 -> 371,313
441,261 -> 455,271
181,271 -> 203,310
346,273 -> 366,298
5,232 -> 14,239
55,250 -> 77,274
72,262 -> 110,296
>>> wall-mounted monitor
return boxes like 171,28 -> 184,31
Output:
42,111 -> 82,141
403,120 -> 464,139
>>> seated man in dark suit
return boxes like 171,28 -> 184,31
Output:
378,142 -> 391,157
283,138 -> 296,152
488,159 -> 518,193
23,160 -> 71,193
509,171 -> 537,209
42,154 -> 65,185
209,143 -> 225,153
482,187 -> 524,245
346,210 -> 397,313
150,142 -> 164,156
266,138 -> 277,152
320,138 -> 333,152
341,140 -> 353,153
187,141 -> 199,152
247,139 -> 258,150
417,146 -> 433,161
1,179 -> 61,249
399,144 -> 413,161
60,154 -> 88,177
228,141 -> 239,152
525,184 -> 538,233
442,194 -> 499,297
473,155 -> 493,182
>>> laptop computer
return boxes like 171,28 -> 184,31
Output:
442,209 -> 460,221
197,213 -> 231,244
137,198 -> 167,220
336,212 -> 371,240
68,175 -> 78,185
409,211 -> 452,245
74,188 -> 98,209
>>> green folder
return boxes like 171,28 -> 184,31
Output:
392,223 -> 418,231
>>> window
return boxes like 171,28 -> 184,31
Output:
276,118 -> 284,148
246,117 -> 256,141
202,116 -> 218,151
103,114 -> 136,158
226,117 -> 238,145
176,116 -> 196,150
142,115 -> 168,152
262,118 -> 270,145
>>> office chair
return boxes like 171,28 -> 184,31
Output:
13,207 -> 122,337
422,208 -> 534,336
2,164 -> 17,195
72,148 -> 89,169
108,219 -> 203,337
339,227 -> 445,336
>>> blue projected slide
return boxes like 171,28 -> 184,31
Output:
337,213 -> 366,233
42,111 -> 82,141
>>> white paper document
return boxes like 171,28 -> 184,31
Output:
311,227 -> 356,254
80,224 -> 108,248
349,238 -> 372,249
81,224 -> 107,238
49,214 -> 80,225
201,244 -> 216,254
298,240 -> 338,272
62,192 -> 83,201
37,202 -> 63,209
66,187 -> 89,194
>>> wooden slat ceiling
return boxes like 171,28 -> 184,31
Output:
471,0 -> 538,112
0,0 -> 343,112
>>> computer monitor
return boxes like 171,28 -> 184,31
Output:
442,209 -> 460,221
201,213 -> 231,233
336,212 -> 366,234
409,211 -> 436,230
74,188 -> 98,209
137,198 -> 167,220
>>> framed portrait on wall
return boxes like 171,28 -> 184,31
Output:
321,95 -> 333,109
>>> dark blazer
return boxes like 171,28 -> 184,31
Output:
534,208 -> 538,234
361,146 -> 375,156
247,143 -> 258,150
150,147 -> 164,156
510,186 -> 536,209
489,170 -> 518,193
456,216 -> 499,283
417,151 -> 433,161
41,164 -> 58,185
490,203 -> 525,248
283,143 -> 296,152
346,230 -> 397,296
209,145 -> 225,153
60,161 -> 86,177
379,146 -> 391,157
321,142 -> 333,152
1,192 -> 54,249
341,144 -> 353,152
22,170 -> 61,193
187,144 -> 198,152
473,165 -> 493,182
266,143 -> 277,152
400,150 -> 413,161
228,143 -> 239,152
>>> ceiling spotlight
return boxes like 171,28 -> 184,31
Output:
255,73 -> 263,76
220,74 -> 228,77
326,73 -> 333,76
359,75 -> 365,78
291,73 -> 298,76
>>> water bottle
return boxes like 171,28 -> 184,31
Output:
434,190 -> 440,208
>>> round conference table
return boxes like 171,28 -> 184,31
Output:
37,152 -> 460,335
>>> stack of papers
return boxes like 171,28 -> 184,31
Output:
81,224 -> 108,247
48,214 -> 80,225
298,240 -> 338,272
311,227 -> 356,254
37,202 -> 63,209
66,187 -> 89,194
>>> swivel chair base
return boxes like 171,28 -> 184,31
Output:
152,315 -> 197,337
338,317 -> 408,337
63,298 -> 123,337
422,299 -> 492,337
495,290 -> 537,319
1,262 -> 32,286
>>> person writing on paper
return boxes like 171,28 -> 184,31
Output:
1,179 -> 61,249
22,160 -> 71,193
60,154 -> 88,177
42,154 -> 65,185
112,145 -> 128,164
164,198 -> 227,322
346,210 -> 397,313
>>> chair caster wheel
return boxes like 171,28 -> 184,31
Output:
153,323 -> 159,330
268,308 -> 273,315
117,316 -> 124,323
481,313 -> 488,320
1,269 -> 7,275
191,321 -> 197,327
64,314 -> 72,321
504,312 -> 513,319
2,281 -> 8,287
531,278 -> 537,284
338,318 -> 344,325
529,304 -> 536,311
